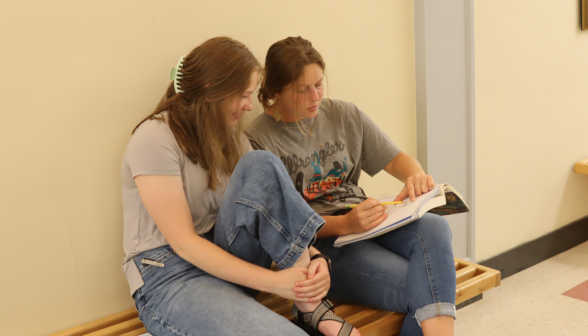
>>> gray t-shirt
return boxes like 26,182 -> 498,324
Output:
121,114 -> 252,295
245,99 -> 400,216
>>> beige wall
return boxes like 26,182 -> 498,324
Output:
475,0 -> 588,260
6,0 -> 587,334
0,1 -> 415,335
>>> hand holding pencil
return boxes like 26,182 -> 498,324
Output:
343,198 -> 389,234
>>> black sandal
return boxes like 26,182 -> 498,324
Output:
292,300 -> 354,336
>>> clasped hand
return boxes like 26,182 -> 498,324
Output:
294,257 -> 330,302
274,258 -> 330,302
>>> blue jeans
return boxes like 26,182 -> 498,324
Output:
314,213 -> 456,336
132,151 -> 325,336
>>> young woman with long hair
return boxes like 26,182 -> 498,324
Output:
246,36 -> 456,336
121,37 -> 359,336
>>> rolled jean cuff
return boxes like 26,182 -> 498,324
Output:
275,212 -> 325,270
415,302 -> 456,326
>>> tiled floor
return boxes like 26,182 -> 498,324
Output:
456,241 -> 588,336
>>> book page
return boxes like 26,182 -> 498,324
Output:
374,193 -> 399,202
334,185 -> 441,246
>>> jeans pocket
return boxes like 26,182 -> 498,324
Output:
227,227 -> 240,247
133,288 -> 144,310
135,246 -> 176,277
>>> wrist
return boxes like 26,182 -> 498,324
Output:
257,268 -> 276,293
310,253 -> 332,272
342,213 -> 354,235
309,247 -> 320,258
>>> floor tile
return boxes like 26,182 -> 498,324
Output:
480,276 -> 547,316
456,242 -> 588,335
563,280 -> 588,303
485,315 -> 561,336
521,294 -> 588,334
455,299 -> 520,335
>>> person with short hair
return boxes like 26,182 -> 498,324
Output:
246,36 -> 457,336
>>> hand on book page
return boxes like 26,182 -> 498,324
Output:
393,173 -> 435,202
344,198 -> 388,234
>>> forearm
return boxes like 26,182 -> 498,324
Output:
309,246 -> 321,257
316,215 -> 350,238
385,151 -> 426,182
173,233 -> 275,292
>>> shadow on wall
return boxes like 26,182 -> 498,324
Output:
556,164 -> 588,227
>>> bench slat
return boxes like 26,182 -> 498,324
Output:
345,309 -> 391,328
475,263 -> 502,287
575,158 -> 588,175
333,304 -> 367,319
84,317 -> 144,336
48,309 -> 138,336
52,258 -> 500,336
358,313 -> 405,336
456,270 -> 500,304
456,265 -> 477,284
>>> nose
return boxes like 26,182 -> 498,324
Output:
309,87 -> 319,102
243,96 -> 253,111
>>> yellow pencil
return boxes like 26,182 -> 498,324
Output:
344,201 -> 405,209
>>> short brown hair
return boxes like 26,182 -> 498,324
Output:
134,37 -> 260,190
258,36 -> 325,110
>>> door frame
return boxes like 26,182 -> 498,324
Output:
414,0 -> 476,261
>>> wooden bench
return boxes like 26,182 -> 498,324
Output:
575,158 -> 588,175
49,258 -> 500,336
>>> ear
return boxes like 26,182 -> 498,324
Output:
274,92 -> 281,100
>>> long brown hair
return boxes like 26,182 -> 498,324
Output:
258,36 -> 325,110
134,37 -> 260,190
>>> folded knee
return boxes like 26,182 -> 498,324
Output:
242,149 -> 279,162
238,150 -> 282,170
419,214 -> 453,241
233,150 -> 284,178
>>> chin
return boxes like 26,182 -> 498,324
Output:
306,111 -> 318,119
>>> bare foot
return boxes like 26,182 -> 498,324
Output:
294,302 -> 361,336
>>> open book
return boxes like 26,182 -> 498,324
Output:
333,184 -> 469,247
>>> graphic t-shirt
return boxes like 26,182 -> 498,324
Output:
245,99 -> 401,216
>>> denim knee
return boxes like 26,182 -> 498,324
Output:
217,149 -> 324,270
417,213 -> 453,242
237,150 -> 282,172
